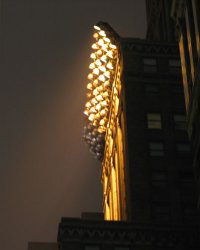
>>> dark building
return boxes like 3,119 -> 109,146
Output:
58,217 -> 200,250
146,0 -> 176,41
58,23 -> 200,249
171,0 -> 200,207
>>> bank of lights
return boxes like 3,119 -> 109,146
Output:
83,24 -> 118,161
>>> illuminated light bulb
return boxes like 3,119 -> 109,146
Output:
93,79 -> 99,87
102,100 -> 108,107
100,109 -> 107,116
98,126 -> 104,133
88,73 -> 93,80
106,62 -> 113,69
101,44 -> 108,52
106,51 -> 113,58
85,101 -> 92,108
99,30 -> 106,37
93,68 -> 99,75
97,85 -> 103,92
87,92 -> 92,98
92,120 -> 98,127
95,59 -> 102,66
98,74 -> 105,82
99,118 -> 107,126
95,113 -> 100,120
102,91 -> 109,98
98,39 -> 104,46
89,63 -> 95,69
96,103 -> 101,111
90,107 -> 97,113
83,110 -> 89,116
96,50 -> 103,56
99,66 -> 106,72
91,98 -> 98,105
91,43 -> 98,50
96,94 -> 103,101
88,113 -> 95,121
109,44 -> 117,49
93,33 -> 99,39
93,89 -> 99,96
103,81 -> 110,87
100,55 -> 107,63
104,37 -> 110,43
87,83 -> 93,90
90,53 -> 96,59
94,25 -> 101,31
104,71 -> 110,78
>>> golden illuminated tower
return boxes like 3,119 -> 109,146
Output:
83,22 -> 127,221
83,22 -> 199,226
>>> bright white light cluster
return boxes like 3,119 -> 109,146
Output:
83,24 -> 118,161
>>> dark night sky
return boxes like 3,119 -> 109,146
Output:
1,1 -> 146,250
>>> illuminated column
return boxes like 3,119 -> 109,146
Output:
83,23 -> 126,221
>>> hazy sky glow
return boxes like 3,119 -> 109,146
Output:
1,1 -> 146,250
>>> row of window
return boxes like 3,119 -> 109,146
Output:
85,246 -> 130,250
149,142 -> 190,156
147,113 -> 186,130
143,58 -> 181,73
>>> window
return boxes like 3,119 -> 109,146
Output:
173,114 -> 186,130
145,84 -> 159,93
176,143 -> 191,154
147,113 -> 162,129
114,247 -> 130,250
84,246 -> 100,250
143,58 -> 157,73
153,204 -> 170,223
149,142 -> 164,156
151,172 -> 167,187
169,59 -> 181,73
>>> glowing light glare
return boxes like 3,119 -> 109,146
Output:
98,74 -> 106,82
104,37 -> 110,43
88,114 -> 95,121
83,24 -> 119,161
89,63 -> 95,69
83,110 -> 89,116
91,98 -> 98,105
96,94 -> 104,101
94,25 -> 101,31
90,107 -> 97,113
93,33 -> 99,39
93,89 -> 99,96
95,59 -> 102,66
92,43 -> 98,50
110,44 -> 117,49
93,68 -> 99,75
93,79 -> 99,87
99,30 -> 106,37
90,53 -> 96,59
88,73 -> 93,80
99,66 -> 106,72
100,55 -> 107,63
98,39 -> 104,46
101,44 -> 108,52
96,103 -> 101,111
107,62 -> 113,69
85,101 -> 92,108
87,83 -> 93,90
106,51 -> 114,58
97,50 -> 103,56
104,71 -> 110,78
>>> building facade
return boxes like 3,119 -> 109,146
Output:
83,22 -> 199,225
146,0 -> 176,41
171,0 -> 200,207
